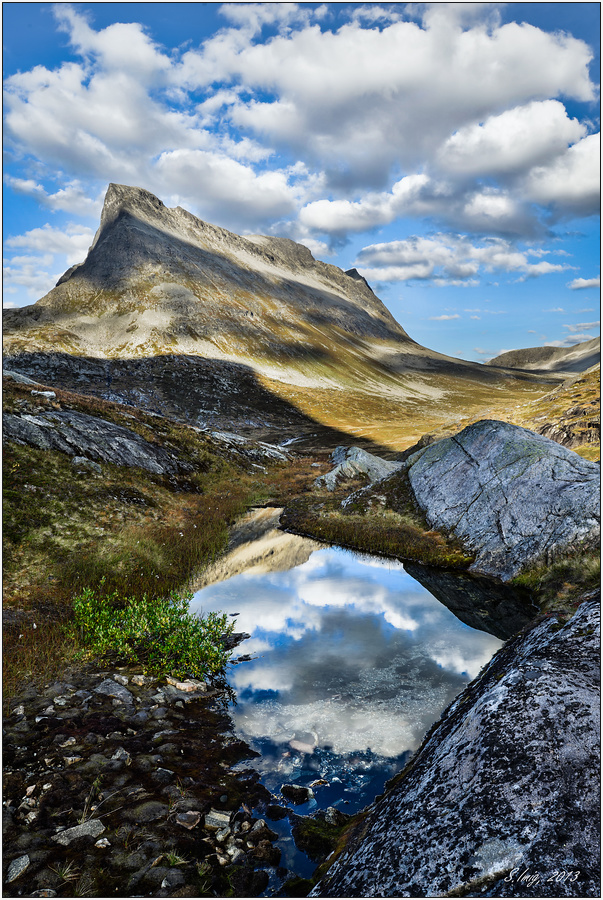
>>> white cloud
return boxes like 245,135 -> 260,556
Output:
355,234 -> 572,284
2,253 -> 61,300
5,176 -> 103,217
568,276 -> 600,290
523,132 -> 600,217
5,224 -> 94,264
298,174 -> 429,233
430,314 -> 461,321
546,334 -> 599,347
179,10 -> 595,191
438,100 -> 586,178
563,321 -> 600,333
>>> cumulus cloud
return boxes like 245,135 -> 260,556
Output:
523,132 -> 600,217
354,234 -> 572,284
568,276 -> 600,289
430,314 -> 461,321
5,224 -> 94,264
2,253 -> 61,300
5,176 -> 103,217
437,101 -> 586,178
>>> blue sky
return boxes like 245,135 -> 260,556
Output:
3,2 -> 600,361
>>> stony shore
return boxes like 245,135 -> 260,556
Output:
3,656 -> 298,898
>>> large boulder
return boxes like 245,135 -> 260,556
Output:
404,419 -> 599,580
3,408 -> 185,475
312,595 -> 600,898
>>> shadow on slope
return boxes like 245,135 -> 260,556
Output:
3,351 -> 399,457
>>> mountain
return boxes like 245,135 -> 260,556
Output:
3,184 -> 560,451
487,336 -> 600,374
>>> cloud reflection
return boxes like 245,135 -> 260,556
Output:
191,547 -> 502,759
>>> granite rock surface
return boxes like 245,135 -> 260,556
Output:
404,419 -> 600,580
312,595 -> 600,898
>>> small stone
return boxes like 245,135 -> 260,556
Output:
13,705 -> 25,717
219,794 -> 228,803
31,390 -> 56,399
64,756 -> 84,766
216,826 -> 230,843
59,737 -> 77,748
151,706 -> 168,719
52,819 -> 105,845
113,674 -> 129,686
25,811 -> 38,825
217,855 -> 229,866
130,674 -> 153,686
111,747 -> 131,765
281,783 -> 315,805
205,809 -> 231,831
176,811 -> 201,830
166,675 -> 206,693
95,837 -> 111,848
31,891 -> 58,897
25,785 -> 36,796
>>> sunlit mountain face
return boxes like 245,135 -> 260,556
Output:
191,546 -> 503,807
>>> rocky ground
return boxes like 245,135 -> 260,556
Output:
3,653 -> 336,898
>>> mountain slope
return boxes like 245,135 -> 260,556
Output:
487,336 -> 600,374
3,184 -> 560,451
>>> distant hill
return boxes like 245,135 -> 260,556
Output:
487,337 -> 600,374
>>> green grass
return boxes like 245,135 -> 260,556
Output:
282,467 -> 473,570
511,549 -> 600,618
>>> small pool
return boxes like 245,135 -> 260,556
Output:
190,522 -> 505,882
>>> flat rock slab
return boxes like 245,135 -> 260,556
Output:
6,855 -> 30,882
52,819 -> 105,845
312,596 -> 600,898
405,419 -> 600,580
3,409 -> 182,475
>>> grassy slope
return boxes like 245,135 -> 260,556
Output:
2,377 -> 321,701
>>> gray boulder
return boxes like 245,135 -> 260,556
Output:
312,596 -> 600,898
404,419 -> 600,580
315,446 -> 403,492
3,409 -> 184,476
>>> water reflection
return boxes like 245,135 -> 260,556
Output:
191,547 -> 503,769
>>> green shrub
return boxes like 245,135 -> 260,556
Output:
71,584 -> 234,679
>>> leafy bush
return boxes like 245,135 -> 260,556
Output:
71,584 -> 234,679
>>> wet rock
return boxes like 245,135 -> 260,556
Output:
250,839 -> 281,866
125,801 -> 169,823
404,419 -> 600,580
266,803 -> 288,820
312,596 -> 600,898
51,818 -> 105,845
205,808 -> 231,831
175,811 -> 201,830
94,678 -> 134,704
6,854 -> 30,882
281,783 -> 315,804
248,818 -> 278,843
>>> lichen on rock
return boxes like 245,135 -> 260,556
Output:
404,419 -> 600,580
